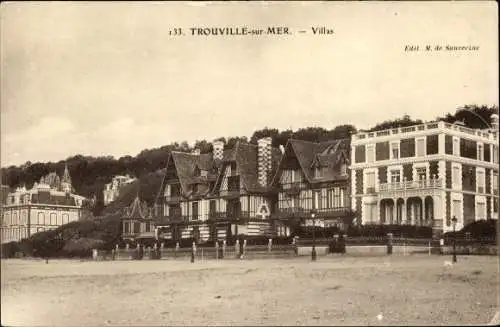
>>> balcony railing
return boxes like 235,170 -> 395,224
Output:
379,178 -> 443,192
208,212 -> 227,220
220,189 -> 241,197
165,195 -> 181,204
354,121 -> 497,141
272,207 -> 351,219
155,215 -> 187,225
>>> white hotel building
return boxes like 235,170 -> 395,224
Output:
1,166 -> 86,244
350,115 -> 499,235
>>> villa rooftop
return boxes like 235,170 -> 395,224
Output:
353,120 -> 498,142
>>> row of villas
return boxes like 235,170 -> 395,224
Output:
122,114 -> 499,244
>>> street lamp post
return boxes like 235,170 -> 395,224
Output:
311,210 -> 317,261
451,216 -> 457,263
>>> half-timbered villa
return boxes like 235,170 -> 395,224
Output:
271,138 -> 353,236
155,137 -> 281,243
121,195 -> 155,242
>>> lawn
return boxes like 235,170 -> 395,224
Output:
1,255 -> 498,326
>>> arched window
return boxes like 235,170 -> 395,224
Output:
62,214 -> 69,225
50,213 -> 57,225
4,213 -> 10,226
21,212 -> 27,225
13,213 -> 18,225
38,212 -> 45,225
44,214 -> 50,226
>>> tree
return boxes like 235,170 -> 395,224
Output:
368,114 -> 423,132
193,140 -> 213,154
438,104 -> 499,129
250,128 -> 280,146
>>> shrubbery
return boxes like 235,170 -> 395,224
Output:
347,224 -> 433,238
1,213 -> 123,259
443,219 -> 497,240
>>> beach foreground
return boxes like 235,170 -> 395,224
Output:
1,255 -> 498,326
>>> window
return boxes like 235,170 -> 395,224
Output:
124,222 -> 130,234
477,144 -> 484,161
477,170 -> 485,193
62,214 -> 69,224
366,146 -> 375,163
340,163 -> 347,176
192,202 -> 199,220
12,213 -> 17,225
453,138 -> 460,156
416,138 -> 426,157
50,213 -> 57,225
452,200 -> 461,223
209,200 -> 217,218
416,167 -> 427,181
145,222 -> 151,232
366,172 -> 376,193
133,222 -> 140,234
364,203 -> 377,223
391,142 -> 400,159
493,172 -> 498,195
314,167 -> 322,179
477,202 -> 486,220
452,165 -> 461,189
313,191 -> 320,209
493,146 -> 499,164
37,212 -> 45,225
390,170 -> 401,183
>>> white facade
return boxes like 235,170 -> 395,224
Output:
350,120 -> 499,234
1,169 -> 86,244
103,175 -> 136,205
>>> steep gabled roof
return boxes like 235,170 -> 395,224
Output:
124,194 -> 149,219
272,138 -> 351,184
212,141 -> 281,193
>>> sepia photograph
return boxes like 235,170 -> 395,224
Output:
1,1 -> 499,326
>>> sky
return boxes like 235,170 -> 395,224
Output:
1,1 -> 498,167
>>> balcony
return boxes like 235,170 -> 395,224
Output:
379,178 -> 443,192
155,215 -> 187,226
220,189 -> 241,198
208,212 -> 228,221
165,195 -> 181,204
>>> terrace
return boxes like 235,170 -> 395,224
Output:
354,121 -> 497,142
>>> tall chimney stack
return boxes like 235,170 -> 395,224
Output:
257,137 -> 272,187
213,140 -> 224,161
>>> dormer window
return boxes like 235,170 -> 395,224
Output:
314,167 -> 322,179
201,170 -> 208,178
340,163 -> 347,176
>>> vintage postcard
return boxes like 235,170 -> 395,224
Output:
1,1 -> 498,326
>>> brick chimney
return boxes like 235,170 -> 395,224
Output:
257,137 -> 272,187
213,140 -> 224,160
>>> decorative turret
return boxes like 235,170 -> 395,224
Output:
61,163 -> 72,193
